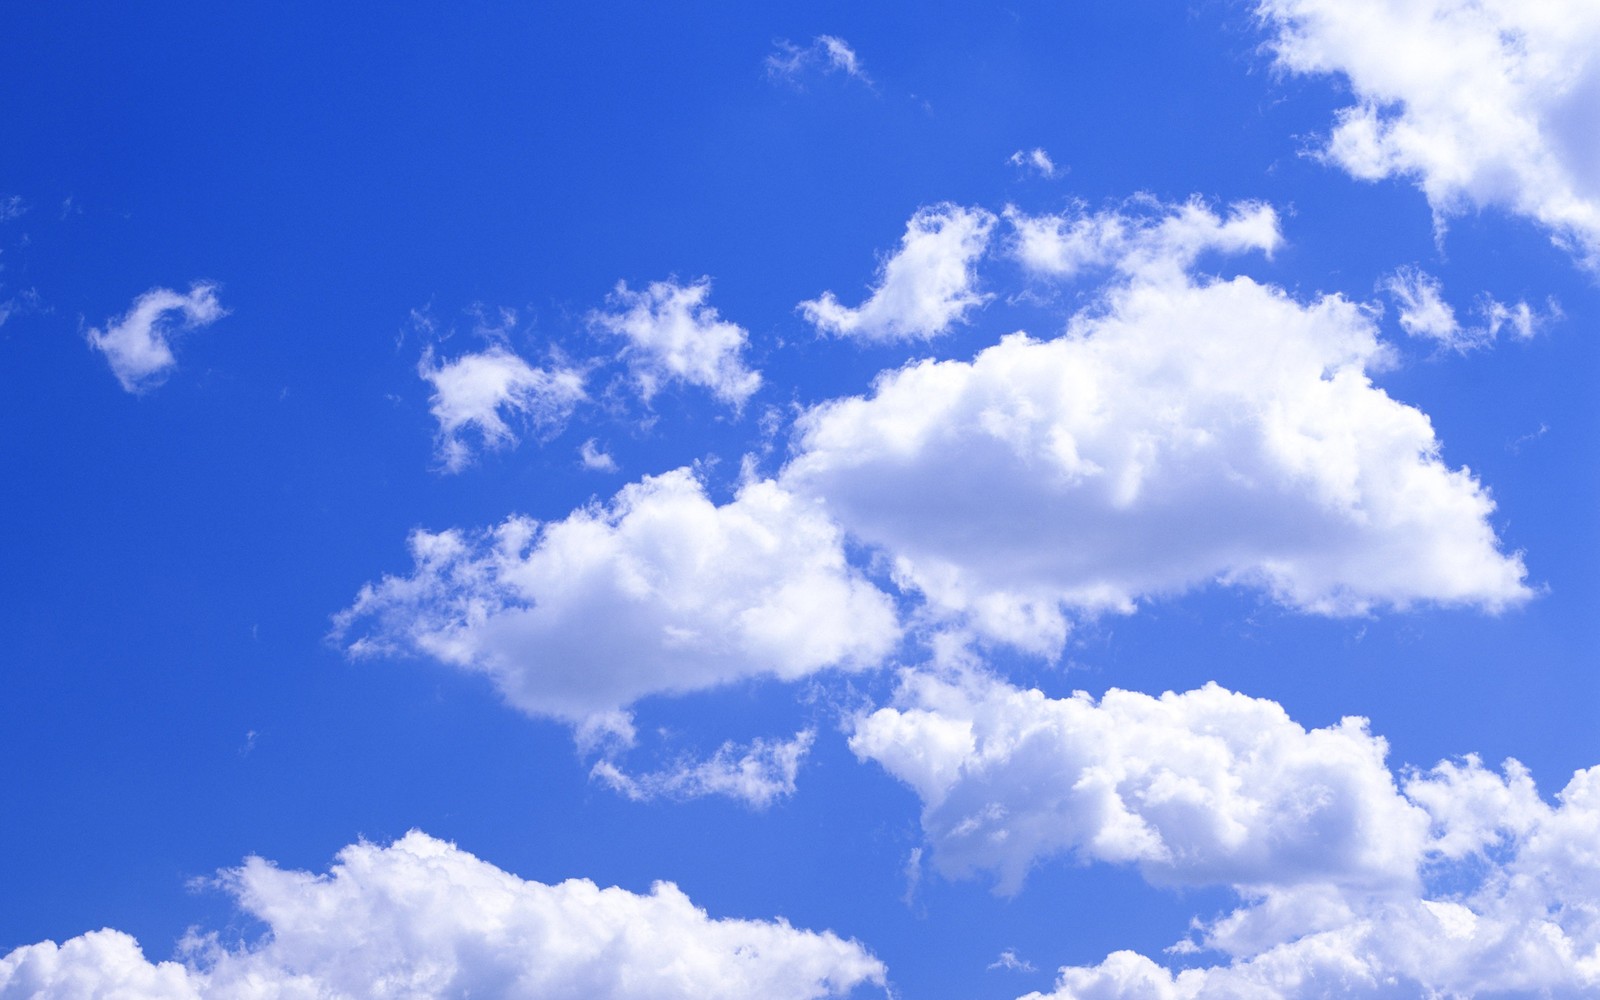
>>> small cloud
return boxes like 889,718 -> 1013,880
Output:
988,949 -> 1036,973
590,277 -> 762,407
418,345 -> 586,473
590,730 -> 815,809
579,438 -> 618,472
767,35 -> 873,88
0,195 -> 25,222
1008,148 -> 1059,178
800,203 -> 996,342
1383,266 -> 1558,353
86,282 -> 227,393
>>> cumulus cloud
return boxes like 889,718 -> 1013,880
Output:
591,278 -> 762,407
1258,0 -> 1600,268
800,204 -> 996,342
332,467 -> 899,729
1009,148 -> 1060,178
852,669 -> 1426,894
418,345 -> 586,472
1383,266 -> 1555,352
0,832 -> 886,1000
786,198 -> 1528,653
592,730 -> 816,808
767,36 -> 872,87
852,668 -> 1600,999
85,282 -> 226,393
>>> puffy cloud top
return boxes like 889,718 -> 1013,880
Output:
333,468 -> 899,727
787,200 -> 1529,653
800,204 -> 996,342
1258,0 -> 1600,268
0,832 -> 887,1000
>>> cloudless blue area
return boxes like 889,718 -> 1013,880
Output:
1,3 -> 1595,998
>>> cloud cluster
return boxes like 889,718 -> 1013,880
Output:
852,669 -> 1600,999
418,345 -> 586,472
86,282 -> 226,393
591,278 -> 763,408
333,467 -> 899,729
800,204 -> 996,342
0,832 -> 886,1000
1258,0 -> 1600,267
787,199 -> 1528,653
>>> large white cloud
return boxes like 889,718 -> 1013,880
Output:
1257,0 -> 1600,268
785,199 -> 1529,654
0,832 -> 887,1000
418,345 -> 586,472
86,283 -> 227,393
851,668 -> 1427,895
800,204 -> 996,342
590,277 -> 762,407
332,467 -> 899,729
852,668 -> 1600,998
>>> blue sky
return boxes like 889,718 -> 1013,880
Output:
2,2 -> 1598,997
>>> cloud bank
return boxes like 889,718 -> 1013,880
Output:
853,668 -> 1600,999
0,832 -> 886,1000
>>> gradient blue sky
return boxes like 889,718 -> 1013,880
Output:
2,3 -> 1597,998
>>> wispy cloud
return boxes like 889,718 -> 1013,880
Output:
767,35 -> 873,88
86,282 -> 226,393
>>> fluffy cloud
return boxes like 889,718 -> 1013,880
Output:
1382,266 -> 1551,352
852,669 -> 1600,998
418,345 -> 586,472
86,282 -> 226,393
785,199 -> 1528,653
332,467 -> 899,728
851,669 -> 1426,894
591,278 -> 762,407
800,204 -> 996,342
767,36 -> 872,87
1258,0 -> 1600,268
592,730 -> 816,808
0,832 -> 886,1000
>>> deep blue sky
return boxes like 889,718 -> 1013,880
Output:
2,3 -> 1596,998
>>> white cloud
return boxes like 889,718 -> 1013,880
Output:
332,467 -> 899,729
786,199 -> 1528,653
418,345 -> 586,472
1258,0 -> 1600,268
0,832 -> 886,1000
800,204 -> 996,342
852,669 -> 1600,999
591,278 -> 762,407
1382,265 -> 1464,345
767,36 -> 872,87
86,282 -> 226,393
579,437 -> 619,472
1008,148 -> 1060,178
1004,197 -> 1283,281
851,669 -> 1426,895
989,949 -> 1037,973
592,730 -> 816,808
1383,266 -> 1556,352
